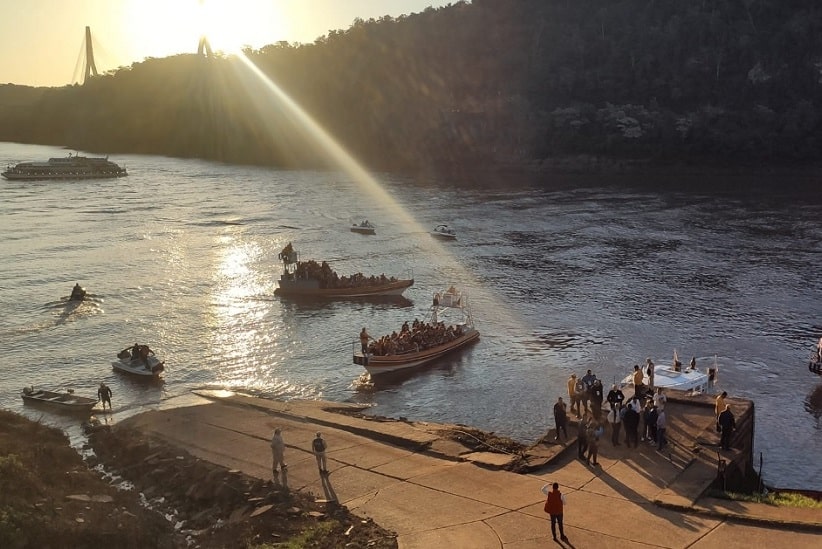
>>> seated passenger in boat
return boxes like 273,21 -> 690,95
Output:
139,345 -> 152,367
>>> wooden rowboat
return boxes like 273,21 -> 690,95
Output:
21,387 -> 98,413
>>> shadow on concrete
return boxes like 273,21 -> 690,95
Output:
320,470 -> 338,503
594,467 -> 707,532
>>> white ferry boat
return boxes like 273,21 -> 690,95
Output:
2,153 -> 128,180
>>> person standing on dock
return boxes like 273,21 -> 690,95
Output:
541,482 -> 569,542
623,401 -> 640,448
632,365 -> 645,398
590,379 -> 604,420
586,420 -> 601,466
607,404 -> 622,446
574,375 -> 588,416
656,407 -> 667,451
718,405 -> 736,451
553,397 -> 568,441
567,374 -> 580,418
646,358 -> 656,390
581,370 -> 596,414
646,402 -> 659,444
653,388 -> 667,412
715,391 -> 728,431
607,384 -> 624,416
577,415 -> 588,460
312,432 -> 328,475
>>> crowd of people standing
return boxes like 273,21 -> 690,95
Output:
552,366 -> 736,467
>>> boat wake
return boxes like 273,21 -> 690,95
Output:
51,298 -> 103,325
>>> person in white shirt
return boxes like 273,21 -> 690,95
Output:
652,387 -> 667,411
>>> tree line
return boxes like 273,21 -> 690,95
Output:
2,0 -> 821,175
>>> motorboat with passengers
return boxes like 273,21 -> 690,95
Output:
350,220 -> 376,235
112,344 -> 165,378
430,224 -> 457,240
620,351 -> 716,396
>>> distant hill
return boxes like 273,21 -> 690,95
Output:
2,0 -> 821,175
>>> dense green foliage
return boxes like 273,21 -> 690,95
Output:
2,0 -> 822,172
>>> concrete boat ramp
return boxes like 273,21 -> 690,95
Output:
115,390 -> 821,548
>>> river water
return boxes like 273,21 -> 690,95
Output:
1,141 -> 820,490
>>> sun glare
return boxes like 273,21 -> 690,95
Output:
122,0 -> 285,59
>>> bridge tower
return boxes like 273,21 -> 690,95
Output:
83,26 -> 98,84
197,35 -> 213,57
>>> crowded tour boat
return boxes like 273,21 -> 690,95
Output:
274,243 -> 413,298
353,286 -> 479,375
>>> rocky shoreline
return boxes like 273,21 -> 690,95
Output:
86,424 -> 397,548
0,409 -> 396,549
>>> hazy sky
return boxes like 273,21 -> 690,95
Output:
0,0 -> 453,87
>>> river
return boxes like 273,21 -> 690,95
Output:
1,141 -> 820,490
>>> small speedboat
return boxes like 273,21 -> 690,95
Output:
21,387 -> 98,413
620,351 -> 715,395
350,220 -> 376,235
431,224 -> 457,240
112,345 -> 165,378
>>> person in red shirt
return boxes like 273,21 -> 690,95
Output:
541,482 -> 569,542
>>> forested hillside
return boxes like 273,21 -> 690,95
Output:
2,0 -> 821,174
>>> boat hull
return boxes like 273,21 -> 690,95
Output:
2,155 -> 128,180
112,356 -> 164,377
431,232 -> 457,240
2,171 -> 127,180
354,329 -> 480,374
275,278 -> 413,298
350,227 -> 376,235
21,390 -> 97,413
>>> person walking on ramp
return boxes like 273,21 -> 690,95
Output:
541,482 -> 569,542
312,432 -> 328,475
